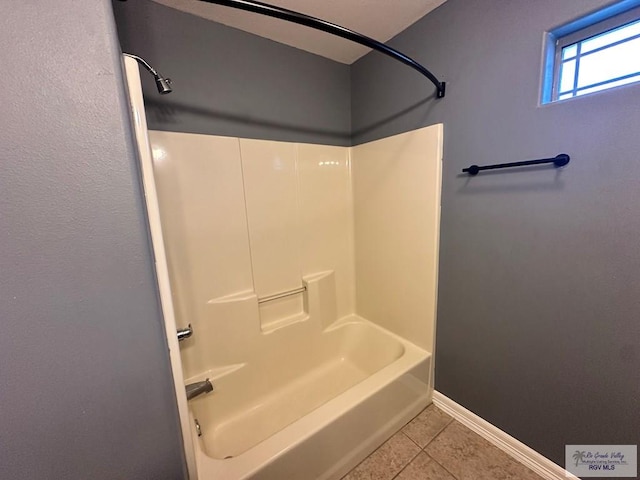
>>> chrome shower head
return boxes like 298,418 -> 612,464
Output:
123,53 -> 173,95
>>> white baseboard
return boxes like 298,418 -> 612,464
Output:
432,391 -> 579,480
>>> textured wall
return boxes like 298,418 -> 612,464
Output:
352,0 -> 640,468
0,1 -> 187,478
112,0 -> 351,146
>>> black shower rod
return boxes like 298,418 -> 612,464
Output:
198,0 -> 446,98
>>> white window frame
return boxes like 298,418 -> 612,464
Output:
542,3 -> 640,103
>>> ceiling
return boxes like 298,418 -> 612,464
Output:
152,0 -> 447,64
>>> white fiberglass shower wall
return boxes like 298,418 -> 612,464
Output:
151,134 -> 355,342
151,128 -> 441,479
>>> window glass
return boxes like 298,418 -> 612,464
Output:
549,9 -> 640,102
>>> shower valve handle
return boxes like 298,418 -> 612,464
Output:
177,324 -> 193,342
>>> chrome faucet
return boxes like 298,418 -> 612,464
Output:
185,379 -> 214,400
177,324 -> 193,342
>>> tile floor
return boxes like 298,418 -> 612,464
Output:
342,405 -> 544,480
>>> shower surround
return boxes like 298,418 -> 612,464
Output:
127,55 -> 442,480
148,127 -> 442,479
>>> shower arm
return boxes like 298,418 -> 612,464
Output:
124,53 -> 159,77
198,0 -> 446,98
123,53 -> 173,94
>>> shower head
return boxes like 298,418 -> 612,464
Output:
123,53 -> 172,94
155,75 -> 173,95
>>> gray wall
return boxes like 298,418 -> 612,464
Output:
352,0 -> 640,469
112,0 -> 351,146
0,1 -> 187,479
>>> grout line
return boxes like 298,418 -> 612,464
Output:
395,405 -> 428,448
390,461 -> 410,480
347,429 -> 422,480
424,452 -> 460,480
400,430 -> 422,450
344,428 -> 408,476
421,416 -> 454,451
346,406 -> 453,480
391,409 -> 456,479
389,445 -> 422,480
400,405 -> 454,450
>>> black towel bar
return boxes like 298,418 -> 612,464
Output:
462,154 -> 570,176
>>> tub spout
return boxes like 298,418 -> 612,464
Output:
185,379 -> 214,400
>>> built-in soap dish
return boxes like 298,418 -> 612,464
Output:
258,286 -> 309,333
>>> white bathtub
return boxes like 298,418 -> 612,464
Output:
188,316 -> 431,480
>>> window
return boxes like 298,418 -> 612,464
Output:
542,3 -> 640,103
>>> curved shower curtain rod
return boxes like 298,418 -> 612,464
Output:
198,0 -> 446,98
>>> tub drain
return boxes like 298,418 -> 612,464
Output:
224,456 -> 234,459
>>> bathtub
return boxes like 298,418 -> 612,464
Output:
188,315 -> 431,480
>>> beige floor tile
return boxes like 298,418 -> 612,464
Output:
401,404 -> 453,448
395,452 -> 456,480
342,432 -> 420,480
425,421 -> 543,480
